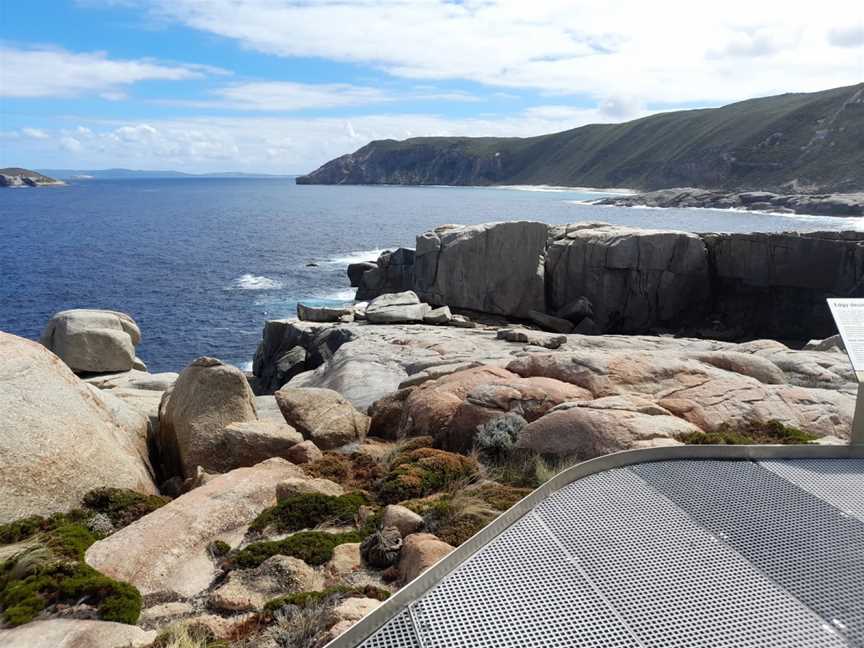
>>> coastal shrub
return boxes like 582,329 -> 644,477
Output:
403,492 -> 499,547
264,584 -> 390,613
469,483 -> 532,511
377,448 -> 479,504
304,453 -> 385,491
474,414 -> 526,463
151,622 -> 230,648
267,602 -> 334,648
230,531 -> 363,569
679,420 -> 818,445
207,540 -> 231,559
249,493 -> 368,533
82,487 -> 170,529
0,510 -> 90,547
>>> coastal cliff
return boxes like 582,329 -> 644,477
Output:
348,222 -> 864,341
0,167 -> 64,187
297,83 -> 864,193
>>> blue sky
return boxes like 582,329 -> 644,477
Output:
1,0 -> 862,173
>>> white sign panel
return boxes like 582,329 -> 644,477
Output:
827,298 -> 864,378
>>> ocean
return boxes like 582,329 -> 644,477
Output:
2,177 -> 861,373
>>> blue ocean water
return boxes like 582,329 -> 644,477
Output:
2,178 -> 861,372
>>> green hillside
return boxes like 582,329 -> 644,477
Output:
297,83 -> 864,192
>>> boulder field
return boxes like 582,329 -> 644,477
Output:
349,221 -> 864,341
1,280 -> 857,646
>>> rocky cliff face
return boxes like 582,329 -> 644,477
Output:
298,83 -> 864,193
350,221 -> 864,341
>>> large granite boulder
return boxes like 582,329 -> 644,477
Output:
355,248 -> 416,301
515,397 -> 697,457
387,365 -> 592,451
40,309 -> 142,373
0,619 -> 156,648
414,221 -> 548,318
85,458 -> 303,598
399,533 -> 454,583
275,386 -> 369,449
545,223 -> 711,332
365,290 -> 430,324
158,357 -> 258,478
0,332 -> 157,524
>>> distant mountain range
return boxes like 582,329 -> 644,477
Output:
38,168 -> 292,180
297,83 -> 864,193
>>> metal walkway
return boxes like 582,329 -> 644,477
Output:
327,446 -> 864,648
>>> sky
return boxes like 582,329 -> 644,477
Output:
1,1 -> 862,174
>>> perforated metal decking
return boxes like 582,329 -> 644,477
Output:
326,447 -> 864,648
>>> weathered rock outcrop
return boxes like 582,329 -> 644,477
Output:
354,248 -> 416,300
415,221 -> 547,318
85,458 -> 303,598
545,224 -> 711,332
362,221 -> 864,340
0,332 -> 157,523
40,309 -> 142,373
595,188 -> 864,217
251,321 -> 855,454
158,357 -> 258,478
365,290 -> 430,324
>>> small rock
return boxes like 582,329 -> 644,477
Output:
804,334 -> 845,353
381,505 -> 425,537
286,439 -> 324,464
327,597 -> 381,625
399,533 -> 454,583
423,306 -> 452,325
497,327 -> 567,349
324,542 -> 362,579
276,477 -> 344,500
448,314 -> 476,328
210,555 -> 323,611
556,297 -> 593,323
297,303 -> 355,323
528,310 -> 574,334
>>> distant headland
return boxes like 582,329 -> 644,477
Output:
0,168 -> 64,187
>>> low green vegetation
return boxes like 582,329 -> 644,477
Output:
264,584 -> 390,613
304,452 -> 386,491
82,487 -> 170,528
377,447 -> 479,504
230,531 -> 363,569
0,517 -> 141,626
679,420 -> 818,445
0,489 -> 162,627
249,493 -> 367,533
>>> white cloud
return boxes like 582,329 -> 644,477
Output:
21,128 -> 49,140
119,0 -> 863,104
9,105 -> 637,173
0,46 -> 224,98
829,24 -> 864,48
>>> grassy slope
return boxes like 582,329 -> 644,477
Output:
299,83 -> 864,191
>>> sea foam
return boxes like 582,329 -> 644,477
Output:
231,274 -> 284,290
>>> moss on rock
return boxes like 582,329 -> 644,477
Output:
230,531 -> 363,569
250,493 -> 368,534
264,584 -> 390,613
679,420 -> 818,445
82,487 -> 170,529
0,521 -> 141,626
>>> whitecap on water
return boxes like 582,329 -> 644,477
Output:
324,249 -> 390,265
231,274 -> 284,290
